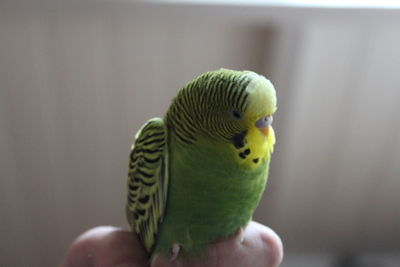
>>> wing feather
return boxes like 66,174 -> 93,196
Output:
126,118 -> 168,252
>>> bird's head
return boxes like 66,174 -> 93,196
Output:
237,71 -> 276,138
168,69 -> 276,161
193,69 -> 276,142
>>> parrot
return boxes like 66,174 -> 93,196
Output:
126,68 -> 277,263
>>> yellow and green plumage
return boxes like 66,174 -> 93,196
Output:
127,69 -> 277,260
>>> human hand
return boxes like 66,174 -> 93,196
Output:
60,221 -> 283,267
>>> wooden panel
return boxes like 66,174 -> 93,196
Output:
0,6 -> 271,266
255,19 -> 400,252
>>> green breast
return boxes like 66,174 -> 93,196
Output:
153,134 -> 270,258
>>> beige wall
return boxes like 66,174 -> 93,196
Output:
1,2 -> 399,266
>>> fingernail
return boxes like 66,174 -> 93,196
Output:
150,253 -> 159,267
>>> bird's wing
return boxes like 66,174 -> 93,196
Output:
126,118 -> 169,252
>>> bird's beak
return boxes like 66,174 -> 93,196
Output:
255,115 -> 273,136
261,127 -> 269,136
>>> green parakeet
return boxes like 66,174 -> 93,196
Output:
126,69 -> 277,262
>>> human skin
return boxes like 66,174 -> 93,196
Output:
60,221 -> 283,267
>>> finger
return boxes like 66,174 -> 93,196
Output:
60,226 -> 148,267
152,221 -> 283,267
249,221 -> 284,267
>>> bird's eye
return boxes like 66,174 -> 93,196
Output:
231,109 -> 242,119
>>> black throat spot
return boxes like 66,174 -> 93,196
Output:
232,130 -> 247,149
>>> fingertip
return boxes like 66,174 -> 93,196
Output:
254,223 -> 283,267
60,227 -> 104,267
60,226 -> 148,267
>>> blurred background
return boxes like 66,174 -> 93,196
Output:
1,0 -> 399,266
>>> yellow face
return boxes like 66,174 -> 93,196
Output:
233,72 -> 277,167
238,122 -> 275,168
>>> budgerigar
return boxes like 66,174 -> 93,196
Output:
126,69 -> 277,263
